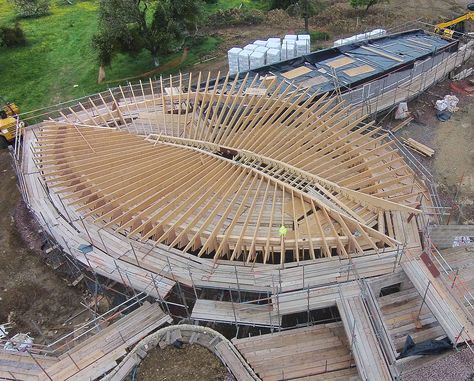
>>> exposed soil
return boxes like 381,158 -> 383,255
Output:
388,57 -> 474,223
0,150 -> 84,344
136,344 -> 230,381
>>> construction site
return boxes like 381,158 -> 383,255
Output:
2,4 -> 474,381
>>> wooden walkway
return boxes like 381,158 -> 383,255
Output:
437,245 -> 474,308
19,302 -> 171,381
0,351 -> 58,381
192,299 -> 281,327
402,255 -> 474,347
337,295 -> 392,381
368,271 -> 446,353
232,323 -> 360,381
191,283 -> 361,327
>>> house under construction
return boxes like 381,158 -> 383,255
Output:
3,27 -> 474,381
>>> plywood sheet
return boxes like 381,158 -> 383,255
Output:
343,64 -> 376,77
299,75 -> 330,88
245,87 -> 267,96
282,66 -> 313,79
327,56 -> 355,69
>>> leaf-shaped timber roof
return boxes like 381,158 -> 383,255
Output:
34,73 -> 426,264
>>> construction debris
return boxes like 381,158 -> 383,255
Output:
4,333 -> 33,352
452,67 -> 473,81
401,137 -> 435,157
395,102 -> 410,120
435,95 -> 459,112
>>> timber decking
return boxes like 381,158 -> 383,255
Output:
0,351 -> 58,381
232,322 -> 359,381
192,299 -> 281,327
37,302 -> 171,381
437,245 -> 474,307
402,254 -> 474,347
369,271 -> 446,353
337,295 -> 392,381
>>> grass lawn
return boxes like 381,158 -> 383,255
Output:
0,0 -> 221,113
204,0 -> 269,13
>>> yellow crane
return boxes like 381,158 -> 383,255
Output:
435,3 -> 474,39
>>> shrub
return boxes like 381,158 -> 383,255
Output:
0,23 -> 27,47
207,8 -> 265,27
9,0 -> 50,18
310,30 -> 329,41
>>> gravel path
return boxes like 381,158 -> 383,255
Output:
402,348 -> 474,381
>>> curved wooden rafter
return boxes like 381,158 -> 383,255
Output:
33,73 -> 428,264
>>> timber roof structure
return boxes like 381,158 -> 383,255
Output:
33,73 -> 426,265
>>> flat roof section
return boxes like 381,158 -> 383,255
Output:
248,30 -> 457,95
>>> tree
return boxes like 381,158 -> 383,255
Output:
9,0 -> 49,17
349,0 -> 386,13
287,0 -> 323,32
93,0 -> 203,71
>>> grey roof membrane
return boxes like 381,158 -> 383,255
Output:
247,29 -> 455,95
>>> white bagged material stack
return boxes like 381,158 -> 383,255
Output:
238,50 -> 251,72
227,47 -> 242,75
266,41 -> 281,50
244,44 -> 257,51
254,46 -> 268,54
368,29 -> 386,39
268,37 -> 281,44
282,41 -> 296,60
250,50 -> 265,69
254,46 -> 268,62
284,34 -> 297,41
334,29 -> 386,47
295,40 -> 307,57
254,40 -> 267,46
266,48 -> 281,65
298,34 -> 311,54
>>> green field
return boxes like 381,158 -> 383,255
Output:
0,0 -> 223,112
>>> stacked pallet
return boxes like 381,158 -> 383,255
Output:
227,34 -> 310,71
232,322 -> 360,381
38,302 -> 171,381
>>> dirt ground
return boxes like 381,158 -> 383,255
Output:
0,150 -> 84,344
136,344 -> 230,381
388,58 -> 474,224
